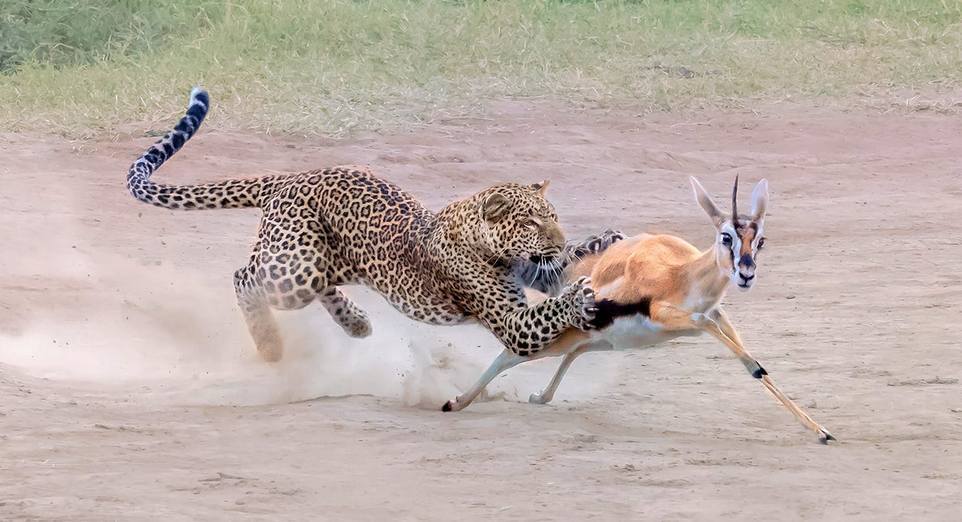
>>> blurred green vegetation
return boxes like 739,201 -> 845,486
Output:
2,0 -> 960,136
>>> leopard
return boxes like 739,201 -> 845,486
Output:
125,88 -> 622,367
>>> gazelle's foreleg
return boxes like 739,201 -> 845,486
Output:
442,349 -> 527,412
705,308 -> 836,444
652,301 -> 783,379
649,302 -> 834,443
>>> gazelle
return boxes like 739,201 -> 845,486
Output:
442,176 -> 835,444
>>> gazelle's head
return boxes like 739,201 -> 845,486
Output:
690,176 -> 769,291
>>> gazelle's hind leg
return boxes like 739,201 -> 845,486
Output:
529,350 -> 582,405
442,349 -> 528,412
529,340 -> 611,404
318,287 -> 372,338
234,267 -> 284,362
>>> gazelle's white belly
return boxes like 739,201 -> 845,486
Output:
589,314 -> 701,350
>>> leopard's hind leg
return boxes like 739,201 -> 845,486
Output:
234,249 -> 335,361
236,252 -> 370,359
260,248 -> 371,339
237,200 -> 372,358
234,266 -> 285,362
318,287 -> 372,338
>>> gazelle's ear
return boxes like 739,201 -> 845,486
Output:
531,180 -> 550,195
751,179 -> 769,222
690,177 -> 723,228
482,193 -> 512,223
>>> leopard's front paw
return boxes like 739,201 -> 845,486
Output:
601,229 -> 628,244
561,276 -> 597,330
565,229 -> 628,261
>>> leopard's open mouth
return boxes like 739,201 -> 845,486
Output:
528,253 -> 559,265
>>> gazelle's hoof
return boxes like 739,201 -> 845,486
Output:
442,398 -> 460,412
817,428 -> 837,444
528,393 -> 549,405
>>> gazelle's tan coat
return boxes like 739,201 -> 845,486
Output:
446,176 -> 835,444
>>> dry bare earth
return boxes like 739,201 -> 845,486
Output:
2,99 -> 962,520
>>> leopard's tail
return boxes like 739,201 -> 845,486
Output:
126,87 -> 268,210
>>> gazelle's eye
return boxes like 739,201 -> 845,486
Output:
720,233 -> 733,247
757,237 -> 766,250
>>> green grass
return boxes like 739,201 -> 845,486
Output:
2,0 -> 962,137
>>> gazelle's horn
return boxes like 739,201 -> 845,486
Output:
731,174 -> 740,225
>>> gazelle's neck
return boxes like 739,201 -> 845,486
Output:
682,245 -> 731,309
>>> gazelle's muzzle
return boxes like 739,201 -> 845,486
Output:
736,254 -> 756,288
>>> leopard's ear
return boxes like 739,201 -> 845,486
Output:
530,179 -> 550,195
482,193 -> 512,223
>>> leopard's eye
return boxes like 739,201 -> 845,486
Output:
525,218 -> 539,231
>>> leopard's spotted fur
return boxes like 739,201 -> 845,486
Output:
126,88 -> 607,361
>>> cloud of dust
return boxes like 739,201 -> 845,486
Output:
1,248 -> 622,409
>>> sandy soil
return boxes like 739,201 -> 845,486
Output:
2,99 -> 962,521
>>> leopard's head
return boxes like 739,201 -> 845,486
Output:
476,181 -> 566,267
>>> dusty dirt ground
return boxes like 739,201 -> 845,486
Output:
2,99 -> 962,520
